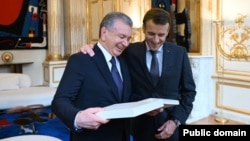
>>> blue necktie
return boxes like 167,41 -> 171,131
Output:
110,57 -> 123,98
150,50 -> 159,86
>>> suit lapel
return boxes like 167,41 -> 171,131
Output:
137,42 -> 153,84
141,42 -> 172,87
159,42 -> 172,84
117,56 -> 130,102
92,45 -> 121,100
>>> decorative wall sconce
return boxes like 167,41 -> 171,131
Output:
1,52 -> 14,63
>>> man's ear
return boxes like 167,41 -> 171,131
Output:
142,26 -> 146,34
100,27 -> 108,40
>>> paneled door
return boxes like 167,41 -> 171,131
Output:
86,0 -> 118,43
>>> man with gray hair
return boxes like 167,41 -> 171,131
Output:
52,11 -> 133,141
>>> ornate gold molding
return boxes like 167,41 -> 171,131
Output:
216,81 -> 250,115
216,14 -> 250,61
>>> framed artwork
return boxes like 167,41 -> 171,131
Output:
0,0 -> 47,50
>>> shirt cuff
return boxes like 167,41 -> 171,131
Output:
74,111 -> 82,130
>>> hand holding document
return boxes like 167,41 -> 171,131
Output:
96,98 -> 179,119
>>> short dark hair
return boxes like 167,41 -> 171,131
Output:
142,8 -> 171,27
99,12 -> 133,37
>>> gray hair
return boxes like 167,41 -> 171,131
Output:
99,12 -> 133,37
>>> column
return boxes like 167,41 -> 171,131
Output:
43,0 -> 66,87
63,0 -> 86,59
46,0 -> 64,60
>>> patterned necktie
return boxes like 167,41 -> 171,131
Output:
110,57 -> 123,98
150,50 -> 159,86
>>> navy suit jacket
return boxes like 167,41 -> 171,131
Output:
52,44 -> 132,141
123,41 -> 196,141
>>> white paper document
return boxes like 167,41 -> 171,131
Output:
96,98 -> 179,119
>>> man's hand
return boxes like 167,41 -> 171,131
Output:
80,44 -> 95,57
155,119 -> 177,139
76,107 -> 109,130
146,108 -> 163,116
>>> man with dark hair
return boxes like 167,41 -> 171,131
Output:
125,8 -> 196,141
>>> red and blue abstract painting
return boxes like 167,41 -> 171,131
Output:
0,0 -> 47,50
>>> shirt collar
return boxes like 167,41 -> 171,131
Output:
97,42 -> 113,62
145,42 -> 163,53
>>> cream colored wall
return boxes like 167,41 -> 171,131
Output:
0,50 -> 47,86
201,0 -> 250,123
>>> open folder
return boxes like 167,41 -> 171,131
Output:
96,98 -> 179,119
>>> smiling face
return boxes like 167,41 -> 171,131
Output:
141,8 -> 171,51
143,19 -> 169,51
100,19 -> 132,57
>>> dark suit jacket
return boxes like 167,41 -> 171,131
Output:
124,41 -> 196,141
52,44 -> 132,141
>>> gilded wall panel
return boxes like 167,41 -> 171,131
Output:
215,0 -> 250,77
213,0 -> 250,122
216,81 -> 250,115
